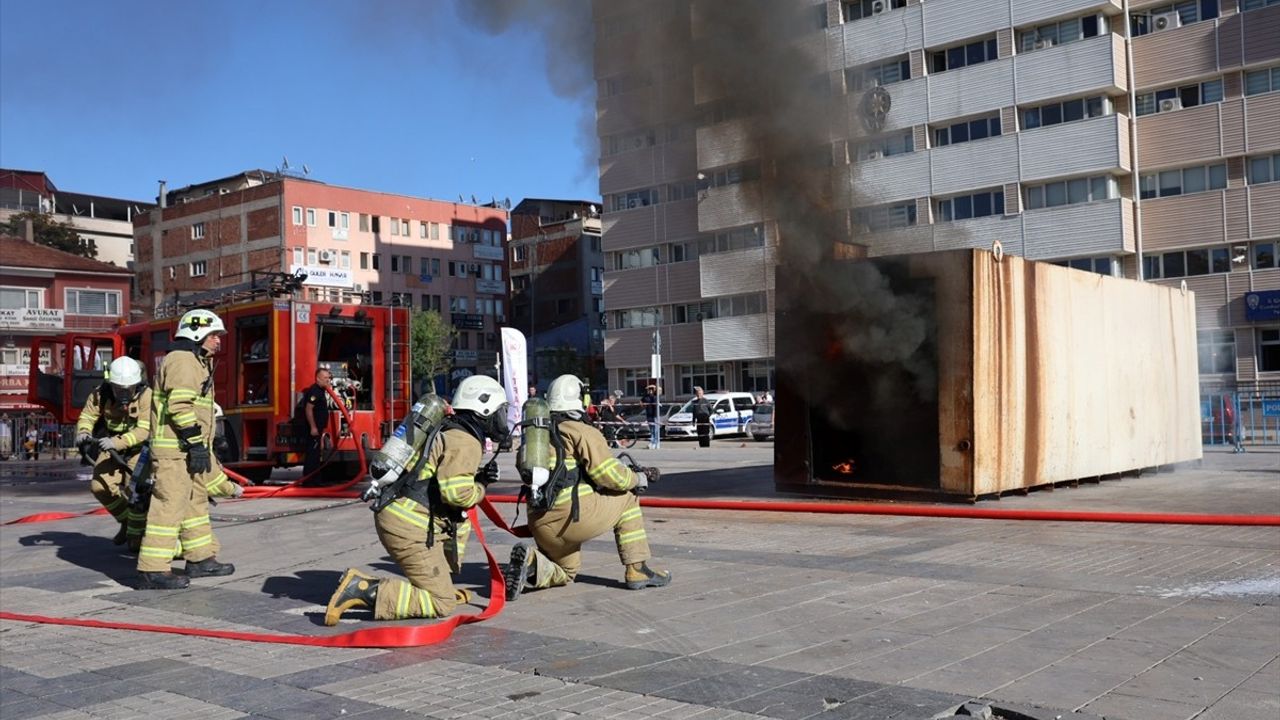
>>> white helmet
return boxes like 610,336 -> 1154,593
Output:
547,374 -> 584,413
107,356 -> 143,387
451,375 -> 507,417
175,308 -> 226,342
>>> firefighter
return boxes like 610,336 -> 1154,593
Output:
504,374 -> 670,600
324,375 -> 507,625
74,356 -> 151,549
135,308 -> 242,590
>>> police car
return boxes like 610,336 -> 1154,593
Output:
664,392 -> 757,438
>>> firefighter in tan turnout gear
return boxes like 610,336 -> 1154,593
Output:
74,356 -> 151,549
324,375 -> 508,625
504,374 -> 670,600
135,309 -> 242,590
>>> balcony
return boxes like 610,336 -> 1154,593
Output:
922,0 -> 1010,48
601,204 -> 659,251
699,246 -> 775,298
1019,113 -> 1127,183
696,119 -> 758,170
1011,0 -> 1122,27
851,151 -> 930,205
703,313 -> 772,363
928,58 -> 1015,123
930,133 -> 1019,196
1022,197 -> 1133,260
1013,33 -> 1125,107
828,3 -> 923,69
697,182 -> 763,233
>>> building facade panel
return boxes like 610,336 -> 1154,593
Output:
599,149 -> 660,193
1241,5 -> 1280,66
921,0 -> 1010,48
1141,192 -> 1226,250
933,215 -> 1021,251
696,119 -> 758,170
864,226 -> 935,257
702,313 -> 771,363
1221,98 -> 1247,156
661,199 -> 700,241
1131,20 -> 1220,90
1182,274 -> 1230,328
596,86 -> 661,137
852,152 -> 931,204
930,134 -> 1019,196
662,260 -> 702,301
1018,114 -> 1125,182
603,326 -> 653,367
665,321 -> 705,362
1023,199 -> 1130,259
603,266 -> 661,309
1225,187 -> 1250,239
1013,34 -> 1125,106
1250,183 -> 1280,239
1135,103 -> 1224,169
1010,0 -> 1120,27
878,78 -> 928,132
697,183 -> 764,232
601,206 -> 659,251
830,3 -> 923,69
1244,93 -> 1280,152
698,246 -> 776,297
927,60 -> 1014,123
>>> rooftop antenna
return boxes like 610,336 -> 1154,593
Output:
471,194 -> 477,204
281,155 -> 290,170
302,164 -> 311,176
458,194 -> 465,203
503,197 -> 511,210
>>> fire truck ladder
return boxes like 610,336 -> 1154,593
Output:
387,308 -> 409,404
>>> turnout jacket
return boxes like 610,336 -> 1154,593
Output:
76,386 -> 153,465
151,347 -> 216,459
558,419 -> 640,493
383,428 -> 487,529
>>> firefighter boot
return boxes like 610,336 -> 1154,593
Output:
504,543 -> 533,601
185,557 -> 236,578
136,571 -> 190,590
112,520 -> 128,546
455,588 -> 473,606
325,568 -> 379,626
624,562 -> 672,590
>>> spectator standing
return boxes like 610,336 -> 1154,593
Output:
642,384 -> 661,450
692,386 -> 713,449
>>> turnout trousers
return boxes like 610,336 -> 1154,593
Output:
135,456 -> 221,572
370,499 -> 465,620
89,458 -> 146,543
527,487 -> 651,589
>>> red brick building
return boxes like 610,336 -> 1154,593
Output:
0,235 -> 133,412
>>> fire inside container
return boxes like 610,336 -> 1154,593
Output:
775,249 -> 1201,501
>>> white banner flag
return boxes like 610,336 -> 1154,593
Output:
500,327 -> 528,436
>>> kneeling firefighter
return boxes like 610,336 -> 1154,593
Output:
324,375 -> 507,625
75,356 -> 151,550
504,374 -> 670,600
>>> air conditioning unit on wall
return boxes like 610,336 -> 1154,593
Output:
1034,38 -> 1055,50
871,0 -> 888,15
318,249 -> 335,264
1152,11 -> 1181,32
1159,97 -> 1183,113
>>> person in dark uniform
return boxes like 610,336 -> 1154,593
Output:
692,386 -> 713,448
301,368 -> 333,476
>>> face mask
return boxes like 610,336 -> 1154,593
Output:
111,385 -> 138,404
486,405 -> 512,442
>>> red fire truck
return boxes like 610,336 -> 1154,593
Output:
27,293 -> 411,484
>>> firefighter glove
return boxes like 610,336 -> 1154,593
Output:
633,471 -> 649,494
97,437 -> 116,452
477,460 -> 500,487
186,443 -> 212,475
75,431 -> 92,445
230,483 -> 244,499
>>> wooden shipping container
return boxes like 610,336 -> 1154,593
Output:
774,248 -> 1201,500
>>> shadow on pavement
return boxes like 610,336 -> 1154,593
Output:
261,569 -> 344,605
17,530 -> 137,584
646,463 -> 783,500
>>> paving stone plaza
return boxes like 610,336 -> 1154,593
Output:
1,443 -> 1277,720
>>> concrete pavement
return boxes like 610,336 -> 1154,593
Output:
1,442 -> 1277,719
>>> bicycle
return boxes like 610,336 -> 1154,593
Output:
599,419 -> 642,450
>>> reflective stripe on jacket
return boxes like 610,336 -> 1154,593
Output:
151,349 -> 215,458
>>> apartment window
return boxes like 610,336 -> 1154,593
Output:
359,214 -> 369,232
168,267 -> 176,280
1258,329 -> 1280,372
1147,247 -> 1231,279
450,296 -> 471,313
603,127 -> 658,156
1051,256 -> 1116,276
1254,242 -> 1278,269
930,36 -> 999,74
390,218 -> 399,236
340,212 -> 349,230
1198,330 -> 1237,374
1022,96 -> 1110,130
607,188 -> 660,212
0,287 -> 42,309
1247,153 -> 1280,184
933,115 -> 1002,147
189,260 -> 207,277
620,369 -> 650,398
614,307 -> 662,329
697,224 -> 766,255
372,253 -> 381,270
841,0 -> 904,22
1139,163 -> 1227,199
673,301 -> 715,324
1019,14 -> 1106,52
514,245 -> 527,262
430,258 -> 441,276
1025,175 -> 1117,210
328,211 -> 337,228
601,70 -> 653,98
306,209 -> 316,226
556,298 -> 574,315
1131,0 -> 1219,36
617,247 -> 661,270
1242,0 -> 1280,9
292,206 -> 303,225
696,162 -> 761,191
678,363 -> 726,396
430,222 -> 440,240
844,56 -> 910,93
670,242 -> 699,263
359,252 -> 368,270
741,360 -> 776,394
1135,78 -> 1223,115
1245,66 -> 1280,95
420,257 -> 431,276
936,189 -> 1005,222
371,291 -> 383,305
65,289 -> 120,316
858,132 -> 914,160
715,292 -> 766,318
855,202 -> 918,231
293,247 -> 304,266
667,180 -> 697,202
400,219 -> 409,235
419,222 -> 428,239
404,255 -> 414,275
340,250 -> 351,269
590,236 -> 601,252
307,249 -> 318,265
191,222 -> 205,239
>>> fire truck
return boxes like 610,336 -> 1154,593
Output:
27,289 -> 411,484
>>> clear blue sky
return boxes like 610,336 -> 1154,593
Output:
0,0 -> 599,206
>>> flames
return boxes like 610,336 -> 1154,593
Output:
831,459 -> 856,476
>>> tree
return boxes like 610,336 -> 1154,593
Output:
410,309 -> 457,392
2,211 -> 96,258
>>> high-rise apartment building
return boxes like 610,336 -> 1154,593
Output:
593,0 -> 1279,402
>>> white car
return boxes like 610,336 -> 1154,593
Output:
665,392 -> 757,438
